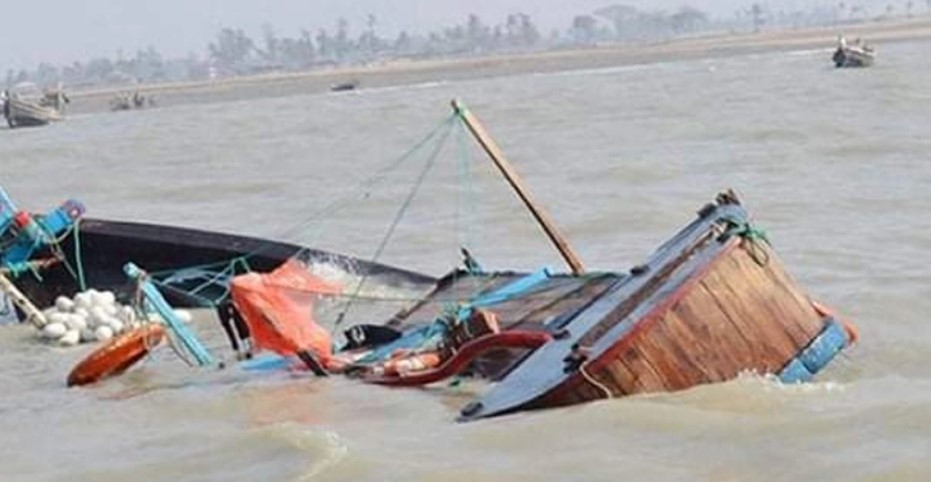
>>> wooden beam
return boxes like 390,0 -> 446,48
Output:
0,272 -> 47,328
451,99 -> 585,275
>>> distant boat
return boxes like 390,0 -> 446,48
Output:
832,36 -> 875,68
3,98 -> 62,128
331,80 -> 359,92
110,91 -> 156,111
2,84 -> 67,128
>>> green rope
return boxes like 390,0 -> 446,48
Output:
456,116 -> 479,267
73,220 -> 87,291
143,113 -> 460,289
720,214 -> 770,266
187,263 -> 235,296
335,118 -> 456,325
2,261 -> 42,280
250,112 -> 461,256
149,258 -> 239,278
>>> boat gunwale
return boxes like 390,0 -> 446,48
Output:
460,202 -> 747,420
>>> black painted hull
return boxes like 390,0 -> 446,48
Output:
14,217 -> 435,309
833,47 -> 874,68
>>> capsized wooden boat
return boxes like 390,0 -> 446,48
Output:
323,102 -> 852,420
458,191 -> 853,421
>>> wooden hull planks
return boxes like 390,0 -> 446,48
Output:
460,193 -> 849,421
4,98 -> 62,128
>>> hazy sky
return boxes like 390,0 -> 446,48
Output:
0,0 -> 843,70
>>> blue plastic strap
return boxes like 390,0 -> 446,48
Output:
471,267 -> 552,307
240,353 -> 293,372
124,262 -> 214,367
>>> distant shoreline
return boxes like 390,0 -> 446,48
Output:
68,16 -> 931,114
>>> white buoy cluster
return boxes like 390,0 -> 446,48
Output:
38,289 -> 140,346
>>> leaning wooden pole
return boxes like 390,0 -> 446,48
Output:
0,272 -> 47,328
451,99 -> 585,275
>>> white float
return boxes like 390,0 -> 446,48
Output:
34,288 -> 164,346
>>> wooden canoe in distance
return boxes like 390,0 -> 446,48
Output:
832,45 -> 875,68
4,97 -> 63,128
459,191 -> 852,421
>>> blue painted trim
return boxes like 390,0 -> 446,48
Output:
124,262 -> 215,367
798,319 -> 848,374
779,358 -> 813,383
778,319 -> 848,384
470,267 -> 552,308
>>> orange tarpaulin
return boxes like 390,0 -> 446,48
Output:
230,259 -> 341,365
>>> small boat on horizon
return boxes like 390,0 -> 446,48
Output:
832,35 -> 875,68
330,80 -> 360,92
110,91 -> 156,111
2,83 -> 68,128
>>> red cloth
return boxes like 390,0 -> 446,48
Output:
230,259 -> 341,364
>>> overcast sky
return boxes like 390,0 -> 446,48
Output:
0,0 -> 849,70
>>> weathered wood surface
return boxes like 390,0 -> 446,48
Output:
538,239 -> 826,407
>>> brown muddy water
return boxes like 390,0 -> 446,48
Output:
2,40 -> 930,481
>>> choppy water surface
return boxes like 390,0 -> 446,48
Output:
3,40 -> 931,481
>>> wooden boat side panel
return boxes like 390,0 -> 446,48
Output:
756,247 -> 824,342
601,321 -> 697,393
626,310 -> 714,390
539,240 -> 828,407
460,199 -> 838,421
711,242 -> 822,348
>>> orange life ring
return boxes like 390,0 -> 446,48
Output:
811,300 -> 859,346
67,324 -> 166,387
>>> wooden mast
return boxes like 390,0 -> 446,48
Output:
451,99 -> 585,275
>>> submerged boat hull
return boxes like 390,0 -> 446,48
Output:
460,193 -> 850,421
14,218 -> 435,309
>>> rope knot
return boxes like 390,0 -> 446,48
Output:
718,214 -> 770,266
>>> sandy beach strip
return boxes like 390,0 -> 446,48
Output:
68,16 -> 931,113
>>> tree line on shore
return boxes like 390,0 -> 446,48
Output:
4,2 -> 926,90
